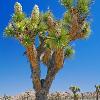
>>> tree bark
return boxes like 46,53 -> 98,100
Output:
35,89 -> 48,100
26,44 -> 49,100
43,49 -> 64,91
26,44 -> 41,92
26,45 -> 64,100
96,92 -> 99,100
74,94 -> 78,100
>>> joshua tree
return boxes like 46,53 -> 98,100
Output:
4,0 -> 92,100
95,85 -> 100,100
3,94 -> 11,100
69,86 -> 80,100
81,93 -> 84,100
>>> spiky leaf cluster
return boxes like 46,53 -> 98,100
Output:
5,23 -> 15,37
65,46 -> 75,58
69,86 -> 80,94
4,2 -> 48,46
45,29 -> 70,49
95,85 -> 100,92
4,0 -> 92,59
13,2 -> 25,22
77,0 -> 91,14
63,11 -> 72,27
60,0 -> 74,9
43,11 -> 54,22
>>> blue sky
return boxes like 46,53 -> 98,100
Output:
0,0 -> 100,96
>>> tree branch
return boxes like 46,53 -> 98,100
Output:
70,32 -> 86,41
26,44 -> 41,92
68,8 -> 87,41
37,37 -> 46,60
43,49 -> 64,91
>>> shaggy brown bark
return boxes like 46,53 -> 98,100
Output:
26,44 -> 64,100
26,44 -> 41,92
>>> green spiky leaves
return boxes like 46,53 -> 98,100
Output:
5,23 -> 15,37
69,86 -> 80,93
18,33 -> 32,46
77,0 -> 91,14
4,2 -> 45,47
95,85 -> 100,92
12,13 -> 25,23
4,1 -> 92,53
46,35 -> 69,49
5,18 -> 30,36
64,46 -> 75,58
13,2 -> 25,22
63,11 -> 72,26
43,11 -> 53,22
60,0 -> 74,9
45,31 -> 70,50
4,20 -> 32,47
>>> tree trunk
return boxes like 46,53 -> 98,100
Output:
74,94 -> 78,100
35,89 -> 48,100
81,93 -> 84,100
96,92 -> 99,100
26,45 -> 41,92
26,45 -> 64,100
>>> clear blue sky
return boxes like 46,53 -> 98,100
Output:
0,0 -> 100,96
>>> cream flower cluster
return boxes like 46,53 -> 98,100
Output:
14,2 -> 22,13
